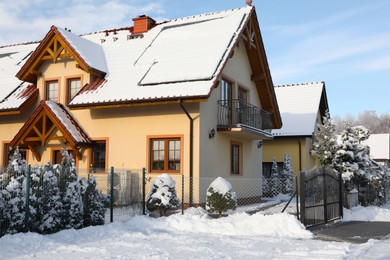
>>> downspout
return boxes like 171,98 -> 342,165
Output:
297,137 -> 302,172
179,100 -> 193,207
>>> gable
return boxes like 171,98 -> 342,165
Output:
272,82 -> 328,136
16,26 -> 107,83
10,100 -> 91,161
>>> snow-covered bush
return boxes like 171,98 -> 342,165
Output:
146,174 -> 180,217
206,177 -> 237,217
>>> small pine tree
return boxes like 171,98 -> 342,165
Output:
270,158 -> 280,197
0,186 -> 11,236
5,148 -> 27,234
281,153 -> 294,194
146,174 -> 180,217
311,110 -> 339,167
334,124 -> 372,189
6,177 -> 25,234
58,149 -> 84,229
81,176 -> 105,226
205,177 -> 237,217
38,168 -> 62,234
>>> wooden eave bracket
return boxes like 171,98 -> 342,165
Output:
27,144 -> 41,162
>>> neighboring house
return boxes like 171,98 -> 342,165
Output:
262,82 -> 329,178
0,5 -> 282,205
364,133 -> 390,166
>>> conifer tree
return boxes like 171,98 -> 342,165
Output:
81,176 -> 105,226
58,149 -> 84,229
5,147 -> 27,234
281,153 -> 294,194
333,124 -> 372,188
38,167 -> 62,234
312,110 -> 339,167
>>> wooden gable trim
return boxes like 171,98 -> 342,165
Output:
10,101 -> 90,161
16,26 -> 105,83
240,9 -> 282,129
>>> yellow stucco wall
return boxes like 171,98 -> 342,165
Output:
262,137 -> 316,178
0,41 -> 267,203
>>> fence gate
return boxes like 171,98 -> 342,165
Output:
300,167 -> 343,227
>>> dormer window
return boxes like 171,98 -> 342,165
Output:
67,77 -> 81,104
45,80 -> 59,102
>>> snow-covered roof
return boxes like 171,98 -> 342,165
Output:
0,43 -> 39,111
45,101 -> 91,143
272,82 -> 327,136
69,6 -> 251,106
56,27 -> 108,74
0,5 -> 278,119
364,133 -> 390,161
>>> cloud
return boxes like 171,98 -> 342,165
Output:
0,0 -> 166,46
266,3 -> 390,82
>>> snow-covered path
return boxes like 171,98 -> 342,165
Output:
1,207 -> 390,259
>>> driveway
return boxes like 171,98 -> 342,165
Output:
310,221 -> 390,243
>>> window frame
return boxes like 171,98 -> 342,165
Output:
2,142 -> 28,168
220,78 -> 233,106
66,76 -> 82,105
148,135 -> 183,174
50,147 -> 78,167
230,141 -> 243,175
88,139 -> 108,174
44,79 -> 60,102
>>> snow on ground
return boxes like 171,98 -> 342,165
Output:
1,205 -> 390,259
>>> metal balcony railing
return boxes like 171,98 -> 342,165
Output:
217,99 -> 273,130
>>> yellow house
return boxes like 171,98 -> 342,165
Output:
262,82 -> 329,180
0,5 -> 282,205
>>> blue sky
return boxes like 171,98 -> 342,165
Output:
0,0 -> 389,117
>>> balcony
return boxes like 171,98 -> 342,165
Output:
217,99 -> 273,140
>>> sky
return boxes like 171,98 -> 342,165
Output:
1,204 -> 390,259
0,0 -> 389,118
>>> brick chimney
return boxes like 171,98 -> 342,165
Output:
132,15 -> 156,34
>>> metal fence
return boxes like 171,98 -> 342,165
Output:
352,175 -> 390,206
0,166 -> 299,237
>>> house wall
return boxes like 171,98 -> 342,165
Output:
197,41 -> 263,202
262,136 -> 315,181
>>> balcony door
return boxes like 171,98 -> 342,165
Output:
221,79 -> 233,124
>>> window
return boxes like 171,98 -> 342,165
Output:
150,137 -> 181,173
67,78 -> 81,104
90,141 -> 106,173
52,149 -> 76,165
262,162 -> 283,179
2,143 -> 27,167
45,80 -> 59,102
220,79 -> 232,106
231,142 -> 242,175
238,87 -> 248,102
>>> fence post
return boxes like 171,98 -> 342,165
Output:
295,176 -> 299,220
339,172 -> 343,219
299,171 -> 305,225
110,167 -> 114,223
142,168 -> 146,215
182,174 -> 184,215
24,165 -> 31,232
322,167 -> 328,223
